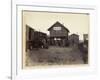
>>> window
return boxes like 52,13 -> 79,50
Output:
53,27 -> 61,30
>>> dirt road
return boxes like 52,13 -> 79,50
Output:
26,46 -> 84,66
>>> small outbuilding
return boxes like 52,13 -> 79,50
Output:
69,33 -> 79,46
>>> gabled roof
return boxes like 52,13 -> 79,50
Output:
26,24 -> 35,31
48,21 -> 70,32
70,33 -> 79,36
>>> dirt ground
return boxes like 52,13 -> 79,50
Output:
25,46 -> 84,66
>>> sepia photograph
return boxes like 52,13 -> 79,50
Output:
22,10 -> 89,68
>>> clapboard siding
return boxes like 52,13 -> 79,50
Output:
48,21 -> 69,38
50,27 -> 68,37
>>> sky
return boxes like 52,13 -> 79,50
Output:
22,11 -> 89,40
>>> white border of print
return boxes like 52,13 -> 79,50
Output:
12,3 -> 98,80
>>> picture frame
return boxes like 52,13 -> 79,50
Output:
11,1 -> 98,80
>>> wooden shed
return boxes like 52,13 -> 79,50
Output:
68,34 -> 79,46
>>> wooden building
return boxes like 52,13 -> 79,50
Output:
26,25 -> 35,41
48,21 -> 70,46
26,25 -> 35,50
83,34 -> 88,41
83,34 -> 88,47
68,34 -> 79,46
26,25 -> 48,50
